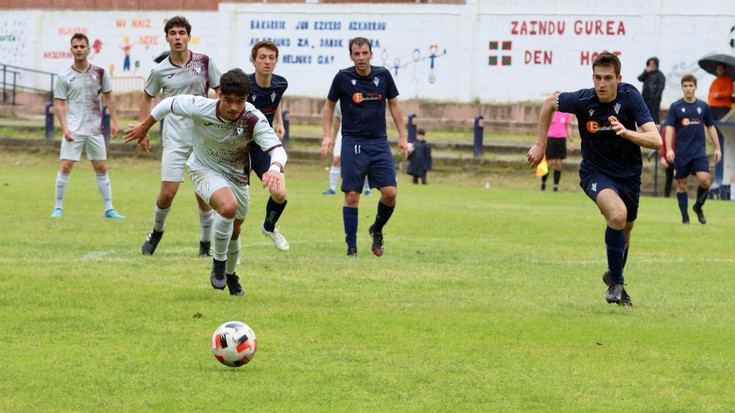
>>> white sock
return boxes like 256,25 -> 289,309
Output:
731,182 -> 735,201
199,208 -> 214,242
212,214 -> 234,261
329,166 -> 340,191
226,238 -> 241,275
54,171 -> 69,209
96,173 -> 113,211
153,203 -> 171,232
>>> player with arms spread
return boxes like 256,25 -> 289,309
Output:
125,68 -> 287,297
528,52 -> 662,306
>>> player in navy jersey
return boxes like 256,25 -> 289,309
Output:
664,74 -> 721,224
138,16 -> 221,257
528,52 -> 662,306
247,40 -> 290,251
51,33 -> 124,220
321,37 -> 408,257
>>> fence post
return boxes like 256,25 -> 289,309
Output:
473,115 -> 484,157
407,113 -> 417,143
102,105 -> 110,141
45,102 -> 54,141
2,65 -> 6,104
281,109 -> 290,146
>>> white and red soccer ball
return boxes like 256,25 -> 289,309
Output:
211,321 -> 257,367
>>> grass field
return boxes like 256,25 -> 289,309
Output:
1,150 -> 734,412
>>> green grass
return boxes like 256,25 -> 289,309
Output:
0,151 -> 733,412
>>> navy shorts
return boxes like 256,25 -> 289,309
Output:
579,171 -> 641,222
340,137 -> 396,192
674,156 -> 710,180
249,146 -> 271,181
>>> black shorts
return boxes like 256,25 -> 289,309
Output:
545,138 -> 567,159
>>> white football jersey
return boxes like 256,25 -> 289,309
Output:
144,51 -> 221,148
151,95 -> 287,186
54,64 -> 111,137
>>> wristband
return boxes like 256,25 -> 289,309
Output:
268,164 -> 281,173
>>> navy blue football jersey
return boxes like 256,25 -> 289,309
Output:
327,65 -> 399,139
248,73 -> 287,126
665,98 -> 715,160
558,82 -> 653,178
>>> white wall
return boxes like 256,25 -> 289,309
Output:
1,0 -> 734,106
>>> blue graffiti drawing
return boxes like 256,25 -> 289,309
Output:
380,45 -> 447,84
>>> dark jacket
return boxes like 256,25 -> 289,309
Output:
638,57 -> 666,104
407,140 -> 432,176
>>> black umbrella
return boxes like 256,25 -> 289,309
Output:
698,53 -> 735,79
153,51 -> 170,64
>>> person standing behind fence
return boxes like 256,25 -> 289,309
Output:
540,110 -> 574,192
51,33 -> 124,220
138,16 -> 221,257
637,57 -> 666,125
406,128 -> 433,185
665,74 -> 721,224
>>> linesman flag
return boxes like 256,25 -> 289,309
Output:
534,156 -> 549,177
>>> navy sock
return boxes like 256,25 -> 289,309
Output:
553,170 -> 561,185
605,226 -> 626,284
695,186 -> 708,207
373,201 -> 395,233
263,197 -> 287,232
343,206 -> 358,249
677,192 -> 688,219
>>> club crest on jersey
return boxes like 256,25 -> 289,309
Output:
251,95 -> 257,102
697,107 -> 702,114
235,118 -> 249,139
351,79 -> 357,86
194,64 -> 201,75
92,74 -> 98,80
270,92 -> 277,103
373,77 -> 380,87
614,103 -> 621,114
588,109 -> 595,116
681,107 -> 686,113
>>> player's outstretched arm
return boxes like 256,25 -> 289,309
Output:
610,119 -> 661,150
321,99 -> 336,159
388,97 -> 408,160
124,115 -> 157,145
528,93 -> 558,168
706,124 -> 722,164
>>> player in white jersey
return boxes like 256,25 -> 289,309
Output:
124,68 -> 287,297
51,33 -> 124,220
321,100 -> 371,195
138,16 -> 222,257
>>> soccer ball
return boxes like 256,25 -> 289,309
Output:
211,321 -> 257,367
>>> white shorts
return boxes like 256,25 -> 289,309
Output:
189,168 -> 250,220
333,132 -> 342,158
161,146 -> 193,182
59,134 -> 107,161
